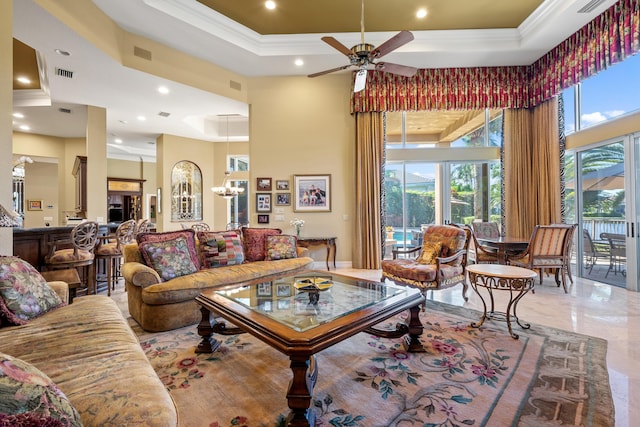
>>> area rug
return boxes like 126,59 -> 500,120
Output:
132,300 -> 614,427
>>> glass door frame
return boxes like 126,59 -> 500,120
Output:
570,135 -> 638,291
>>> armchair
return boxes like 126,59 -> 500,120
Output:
508,224 -> 575,293
381,224 -> 471,305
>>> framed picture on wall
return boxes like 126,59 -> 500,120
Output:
27,200 -> 43,211
275,193 -> 291,206
257,214 -> 270,224
257,282 -> 272,297
257,177 -> 272,191
293,174 -> 331,212
276,180 -> 290,190
256,193 -> 272,212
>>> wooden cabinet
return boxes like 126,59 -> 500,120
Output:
13,226 -> 75,271
72,156 -> 87,215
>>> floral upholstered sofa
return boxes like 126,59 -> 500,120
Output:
122,227 -> 314,332
0,256 -> 177,426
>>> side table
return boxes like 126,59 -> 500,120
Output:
296,237 -> 337,270
467,264 -> 537,339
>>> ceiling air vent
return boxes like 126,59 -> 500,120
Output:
134,46 -> 152,61
58,107 -> 72,114
55,68 -> 74,79
158,111 -> 170,117
229,80 -> 242,91
577,0 -> 607,13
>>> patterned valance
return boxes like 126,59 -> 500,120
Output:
352,0 -> 640,113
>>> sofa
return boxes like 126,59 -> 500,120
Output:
0,256 -> 177,426
122,227 -> 315,332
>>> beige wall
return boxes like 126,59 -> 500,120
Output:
248,74 -> 355,264
23,161 -> 58,228
0,0 -> 12,254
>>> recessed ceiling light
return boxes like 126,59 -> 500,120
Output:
114,138 -> 123,144
294,59 -> 304,66
158,86 -> 169,94
265,1 -> 276,10
19,125 -> 30,131
16,76 -> 30,84
13,112 -> 24,119
137,115 -> 146,121
54,49 -> 71,56
416,8 -> 427,18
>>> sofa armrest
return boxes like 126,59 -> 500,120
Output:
122,262 -> 162,288
46,281 -> 69,303
296,246 -> 310,257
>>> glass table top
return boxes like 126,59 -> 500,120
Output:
214,272 -> 409,332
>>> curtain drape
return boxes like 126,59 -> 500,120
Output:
353,112 -> 385,269
503,98 -> 561,238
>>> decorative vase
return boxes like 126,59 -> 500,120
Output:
296,226 -> 301,238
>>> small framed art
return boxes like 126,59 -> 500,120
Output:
276,180 -> 290,190
276,284 -> 291,297
276,192 -> 291,206
257,214 -> 270,224
293,174 -> 331,212
257,177 -> 272,191
256,193 -> 272,212
27,200 -> 43,211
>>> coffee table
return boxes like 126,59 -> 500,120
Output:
195,270 -> 425,427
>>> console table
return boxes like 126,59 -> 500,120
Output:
296,237 -> 337,270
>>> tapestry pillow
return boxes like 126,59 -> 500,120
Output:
241,227 -> 282,262
0,352 -> 82,427
137,230 -> 200,281
266,235 -> 298,261
197,231 -> 245,268
0,256 -> 64,326
417,241 -> 442,265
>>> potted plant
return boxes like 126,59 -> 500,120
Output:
385,225 -> 395,240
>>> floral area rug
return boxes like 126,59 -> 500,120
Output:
132,300 -> 614,427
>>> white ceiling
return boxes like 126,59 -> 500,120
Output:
11,0 -> 617,162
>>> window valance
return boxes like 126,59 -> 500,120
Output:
352,0 -> 640,113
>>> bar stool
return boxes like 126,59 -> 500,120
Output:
94,219 -> 136,296
44,221 -> 99,295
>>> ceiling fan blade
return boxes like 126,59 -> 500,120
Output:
374,62 -> 418,77
321,36 -> 354,57
308,64 -> 353,78
369,31 -> 414,59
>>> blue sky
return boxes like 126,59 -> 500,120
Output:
564,53 -> 640,132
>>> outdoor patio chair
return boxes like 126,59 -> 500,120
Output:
381,224 -> 471,306
600,232 -> 626,277
583,229 -> 610,274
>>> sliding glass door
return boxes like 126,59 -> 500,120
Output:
570,137 -> 639,290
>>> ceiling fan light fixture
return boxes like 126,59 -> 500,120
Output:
354,69 -> 367,92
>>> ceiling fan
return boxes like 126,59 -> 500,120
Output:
308,0 -> 418,92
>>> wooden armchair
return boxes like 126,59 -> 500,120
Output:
381,224 -> 471,304
508,224 -> 574,293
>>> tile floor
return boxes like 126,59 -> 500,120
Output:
108,267 -> 639,427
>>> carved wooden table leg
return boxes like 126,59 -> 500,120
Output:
196,305 -> 219,353
285,355 -> 317,427
403,304 -> 426,352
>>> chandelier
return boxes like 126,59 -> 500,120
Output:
211,115 -> 245,199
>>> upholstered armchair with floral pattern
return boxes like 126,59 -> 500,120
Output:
381,224 -> 471,303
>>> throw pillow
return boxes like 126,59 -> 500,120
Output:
137,230 -> 200,281
0,352 -> 82,427
266,235 -> 298,260
197,231 -> 244,268
241,227 -> 282,262
417,241 -> 442,265
0,256 -> 64,326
